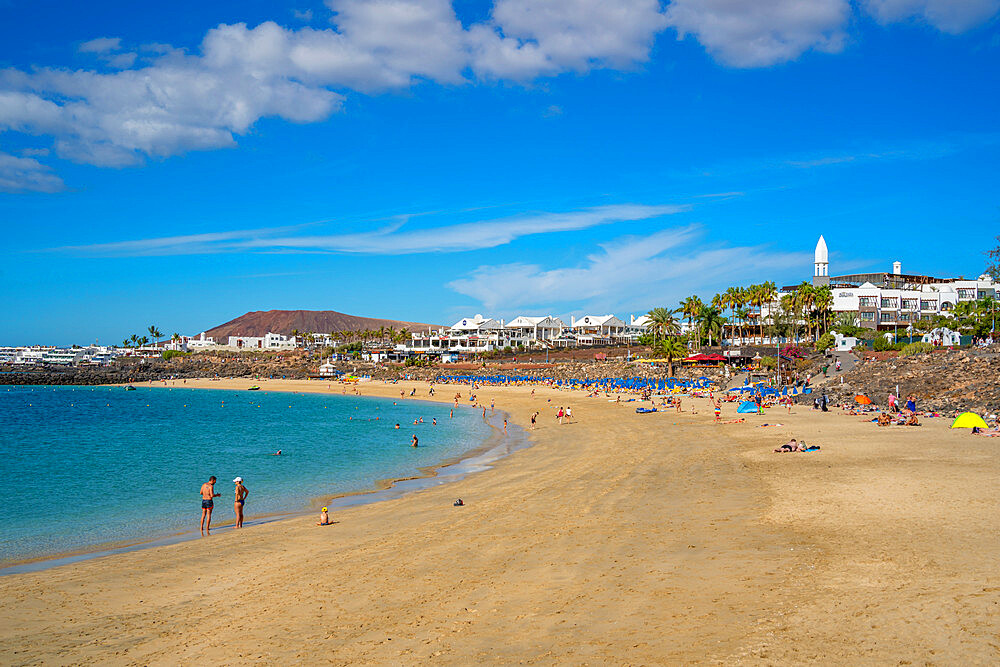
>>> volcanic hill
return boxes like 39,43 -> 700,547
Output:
203,310 -> 438,338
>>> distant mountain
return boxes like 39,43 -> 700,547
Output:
203,310 -> 439,339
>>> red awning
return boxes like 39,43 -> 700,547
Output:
685,353 -> 726,362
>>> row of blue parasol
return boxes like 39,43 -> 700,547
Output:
436,375 -> 715,391
727,382 -> 812,397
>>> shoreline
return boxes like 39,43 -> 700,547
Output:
3,379 -> 998,663
0,381 -> 528,574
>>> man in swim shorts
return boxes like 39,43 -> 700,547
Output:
200,476 -> 221,532
233,477 -> 249,528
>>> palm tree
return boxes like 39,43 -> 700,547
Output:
746,284 -> 763,344
780,293 -> 799,343
646,307 -> 680,343
697,305 -> 726,347
834,311 -> 858,331
290,329 -> 301,347
759,281 -> 777,343
679,295 -> 703,347
130,334 -> 140,347
813,285 -> 833,338
148,325 -> 162,347
121,338 -> 130,349
139,336 -> 149,347
720,288 -> 738,344
794,282 -> 815,341
660,337 -> 687,377
735,306 -> 750,345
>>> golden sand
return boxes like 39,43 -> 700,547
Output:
1,378 -> 997,664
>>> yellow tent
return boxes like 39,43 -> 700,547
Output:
951,412 -> 988,429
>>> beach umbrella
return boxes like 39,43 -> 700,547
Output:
951,412 -> 988,429
855,395 -> 872,405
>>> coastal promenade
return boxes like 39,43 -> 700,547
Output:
1,379 -> 997,664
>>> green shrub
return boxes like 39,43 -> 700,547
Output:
900,341 -> 934,357
816,332 -> 835,351
872,336 -> 894,352
759,355 -> 778,369
162,350 -> 190,361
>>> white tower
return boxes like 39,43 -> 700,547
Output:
813,236 -> 829,286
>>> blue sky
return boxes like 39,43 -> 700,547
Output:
1,0 -> 998,345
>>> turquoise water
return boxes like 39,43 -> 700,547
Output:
0,385 -> 492,564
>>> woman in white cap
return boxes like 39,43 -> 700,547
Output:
233,477 -> 249,528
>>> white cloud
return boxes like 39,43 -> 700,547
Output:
2,0 -> 996,183
447,225 -> 809,311
292,8 -> 314,21
79,37 -> 122,53
53,203 -> 687,256
0,151 -> 64,193
1,42 -> 343,166
52,226 -> 306,256
104,52 -> 137,69
863,0 -> 1000,33
469,0 -> 667,79
665,0 -> 850,67
250,203 -> 687,253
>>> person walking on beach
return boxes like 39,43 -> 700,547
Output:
557,407 -> 564,424
530,411 -> 538,429
200,476 -> 220,532
233,477 -> 249,528
565,406 -> 572,423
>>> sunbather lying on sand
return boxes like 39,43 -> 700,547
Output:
775,439 -> 801,452
774,439 -> 821,453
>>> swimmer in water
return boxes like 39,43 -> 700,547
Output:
411,434 -> 418,447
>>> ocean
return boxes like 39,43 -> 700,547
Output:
0,384 -> 494,565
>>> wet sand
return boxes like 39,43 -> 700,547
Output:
1,378 -> 997,664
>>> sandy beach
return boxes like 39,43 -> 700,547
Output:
1,378 -> 998,665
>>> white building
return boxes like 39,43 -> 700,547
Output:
781,237 -> 997,335
505,315 -> 566,343
42,348 -> 87,365
187,332 -> 219,350
226,332 -> 298,350
922,327 -> 962,346
570,315 -> 627,345
409,315 -> 525,353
